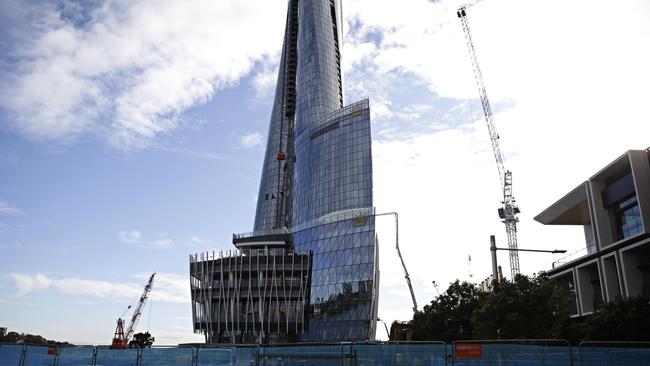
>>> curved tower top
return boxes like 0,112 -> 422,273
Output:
294,0 -> 344,136
253,0 -> 299,232
254,0 -> 344,232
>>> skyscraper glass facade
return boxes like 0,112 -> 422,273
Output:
255,0 -> 377,342
191,0 -> 377,343
291,100 -> 377,341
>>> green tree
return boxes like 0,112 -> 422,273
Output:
128,332 -> 155,348
472,274 -> 570,339
0,329 -> 72,346
411,280 -> 485,342
582,296 -> 650,341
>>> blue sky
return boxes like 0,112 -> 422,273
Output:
1,0 -> 650,344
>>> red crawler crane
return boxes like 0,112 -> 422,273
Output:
110,273 -> 155,349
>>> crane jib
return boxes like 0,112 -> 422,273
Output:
458,6 -> 521,277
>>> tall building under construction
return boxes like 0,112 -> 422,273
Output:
190,0 -> 378,343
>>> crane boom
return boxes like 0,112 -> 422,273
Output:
111,272 -> 155,349
457,7 -> 521,277
125,272 -> 155,341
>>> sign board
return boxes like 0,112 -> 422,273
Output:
455,343 -> 483,359
47,346 -> 57,355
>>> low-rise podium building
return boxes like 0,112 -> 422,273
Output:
536,148 -> 650,316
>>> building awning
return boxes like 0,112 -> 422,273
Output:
534,182 -> 591,225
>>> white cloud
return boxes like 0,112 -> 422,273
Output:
0,240 -> 24,249
150,238 -> 173,249
0,199 -> 26,216
7,272 -> 189,304
0,0 -> 287,148
7,273 -> 52,297
118,229 -> 141,244
343,0 -> 650,339
188,235 -> 215,248
131,272 -> 189,304
239,132 -> 264,149
118,229 -> 175,249
251,53 -> 281,99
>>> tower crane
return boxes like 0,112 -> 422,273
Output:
457,7 -> 521,277
110,273 -> 156,349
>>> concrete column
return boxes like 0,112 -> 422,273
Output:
629,150 -> 650,233
588,179 -> 615,248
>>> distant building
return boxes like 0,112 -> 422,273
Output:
190,0 -> 378,343
535,148 -> 650,316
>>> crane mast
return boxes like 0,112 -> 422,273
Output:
111,272 -> 156,349
457,7 -> 521,277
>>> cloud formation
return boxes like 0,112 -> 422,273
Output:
0,0 -> 286,148
118,229 -> 175,249
0,199 -> 26,216
339,0 -> 650,338
239,132 -> 264,149
118,229 -> 141,244
7,272 -> 189,303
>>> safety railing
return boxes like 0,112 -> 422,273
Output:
2,340 -> 650,366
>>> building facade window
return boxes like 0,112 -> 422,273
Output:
615,195 -> 643,240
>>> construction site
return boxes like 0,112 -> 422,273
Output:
1,0 -> 649,365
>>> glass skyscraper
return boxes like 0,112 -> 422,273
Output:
190,0 -> 377,343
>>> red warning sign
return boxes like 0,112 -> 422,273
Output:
455,343 -> 483,359
47,347 -> 57,355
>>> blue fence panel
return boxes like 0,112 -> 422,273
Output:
139,347 -> 193,366
351,343 -> 446,366
231,346 -> 257,366
258,344 -> 345,365
94,348 -> 138,366
0,344 -> 24,366
580,346 -> 650,366
453,344 -> 571,366
2,342 -> 650,366
23,345 -> 56,366
57,347 -> 94,366
195,347 -> 236,366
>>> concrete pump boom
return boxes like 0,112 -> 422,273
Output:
457,6 -> 521,277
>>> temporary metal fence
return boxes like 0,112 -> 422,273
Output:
451,339 -> 573,366
1,340 -> 649,365
578,341 -> 650,366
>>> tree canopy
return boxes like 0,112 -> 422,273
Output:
581,296 -> 650,341
128,332 -> 155,348
407,274 -> 650,342
0,329 -> 72,346
411,280 -> 485,342
472,274 -> 570,339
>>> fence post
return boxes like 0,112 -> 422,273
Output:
450,341 -> 455,366
18,344 -> 27,366
91,347 -> 97,366
578,341 -> 584,366
53,345 -> 59,366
